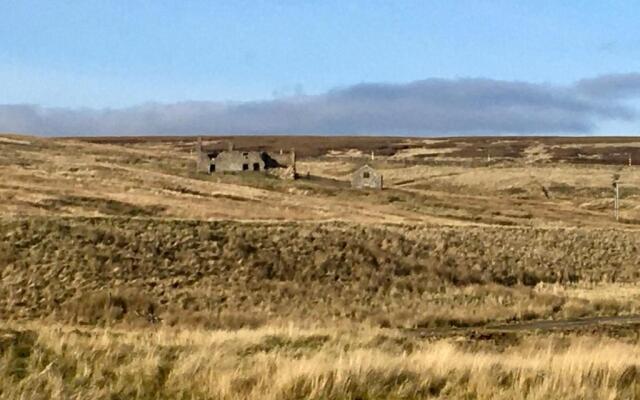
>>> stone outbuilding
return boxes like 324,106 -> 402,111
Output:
351,164 -> 383,189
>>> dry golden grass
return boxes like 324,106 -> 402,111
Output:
3,216 -> 640,330
2,322 -> 640,399
5,134 -> 640,398
2,133 -> 640,226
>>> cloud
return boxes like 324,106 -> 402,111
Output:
575,73 -> 640,99
1,74 -> 640,136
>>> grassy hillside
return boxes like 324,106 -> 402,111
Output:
2,134 -> 640,226
4,134 -> 640,399
3,217 -> 640,329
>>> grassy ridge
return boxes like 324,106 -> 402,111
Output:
2,217 -> 640,328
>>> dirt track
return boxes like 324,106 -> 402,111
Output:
409,315 -> 640,338
487,315 -> 640,332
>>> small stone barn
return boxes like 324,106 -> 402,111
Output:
351,164 -> 383,189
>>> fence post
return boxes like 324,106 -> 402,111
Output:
614,182 -> 620,221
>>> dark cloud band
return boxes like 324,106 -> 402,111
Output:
1,74 -> 639,136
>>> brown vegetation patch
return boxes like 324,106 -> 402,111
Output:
2,217 -> 640,329
550,145 -> 640,165
30,196 -> 166,217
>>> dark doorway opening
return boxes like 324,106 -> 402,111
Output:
253,163 -> 260,171
242,163 -> 249,171
209,164 -> 215,173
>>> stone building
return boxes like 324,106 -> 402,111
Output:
195,139 -> 295,177
211,150 -> 266,173
351,164 -> 383,189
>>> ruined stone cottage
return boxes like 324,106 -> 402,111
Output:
195,139 -> 296,178
351,164 -> 383,189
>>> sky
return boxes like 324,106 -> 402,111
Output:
1,0 -> 640,136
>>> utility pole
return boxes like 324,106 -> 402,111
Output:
614,181 -> 620,221
629,153 -> 632,167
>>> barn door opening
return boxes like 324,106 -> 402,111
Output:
253,163 -> 260,171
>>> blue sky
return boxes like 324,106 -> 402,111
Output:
1,1 -> 640,135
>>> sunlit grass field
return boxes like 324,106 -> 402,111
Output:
3,322 -> 640,399
3,134 -> 640,398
